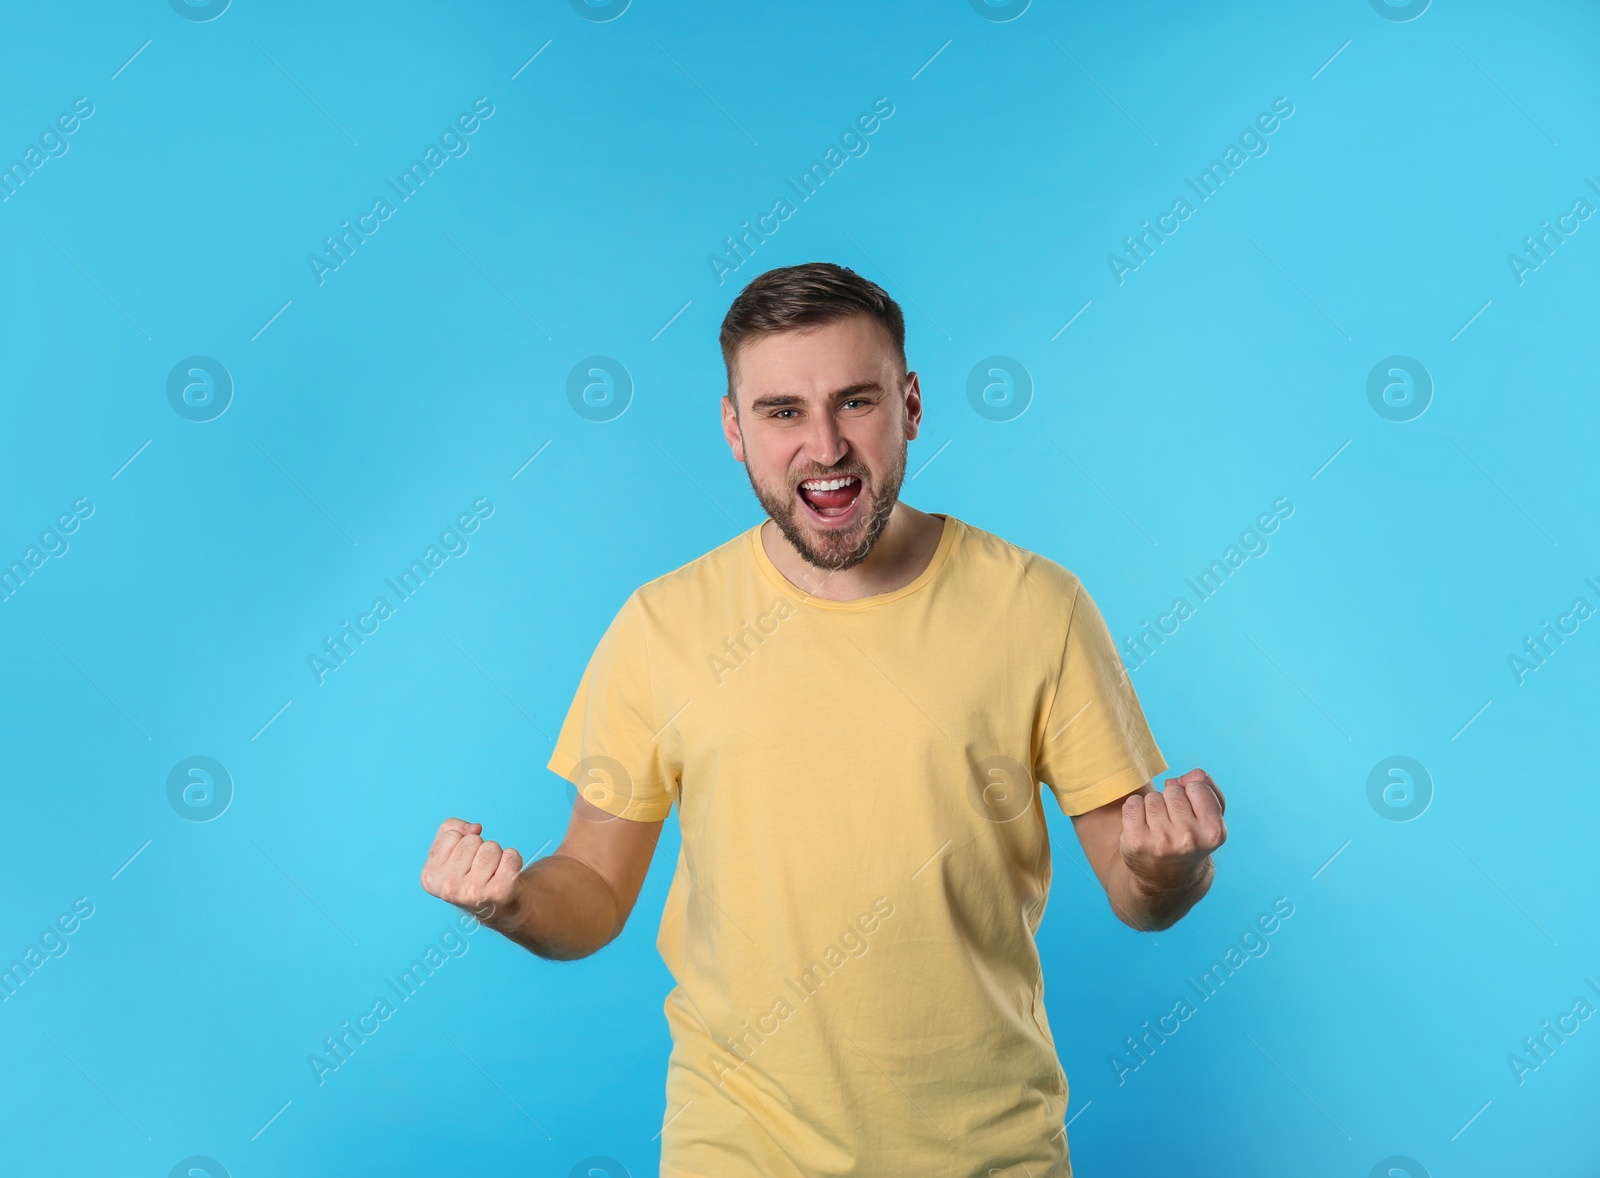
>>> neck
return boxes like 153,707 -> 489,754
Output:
762,503 -> 946,602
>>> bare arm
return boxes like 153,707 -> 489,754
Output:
1070,768 -> 1227,932
419,797 -> 664,961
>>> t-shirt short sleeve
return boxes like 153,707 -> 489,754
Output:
545,591 -> 677,822
1033,578 -> 1167,816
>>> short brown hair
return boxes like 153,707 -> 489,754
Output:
719,262 -> 906,404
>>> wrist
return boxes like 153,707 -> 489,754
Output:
1121,855 -> 1213,929
472,877 -> 528,936
1128,854 -> 1211,896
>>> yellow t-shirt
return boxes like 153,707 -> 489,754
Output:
546,513 -> 1166,1177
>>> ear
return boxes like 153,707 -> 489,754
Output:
903,371 -> 923,442
722,394 -> 746,462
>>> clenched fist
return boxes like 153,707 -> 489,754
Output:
420,817 -> 526,929
1120,768 -> 1227,892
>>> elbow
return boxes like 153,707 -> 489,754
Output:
1118,905 -> 1182,933
533,941 -> 606,963
1122,910 -> 1175,933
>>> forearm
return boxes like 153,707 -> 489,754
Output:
489,853 -> 624,961
1108,854 -> 1215,932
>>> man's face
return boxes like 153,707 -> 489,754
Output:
721,313 -> 921,572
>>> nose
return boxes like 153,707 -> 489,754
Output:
803,411 -> 849,472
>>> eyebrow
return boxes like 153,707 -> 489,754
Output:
747,382 -> 885,412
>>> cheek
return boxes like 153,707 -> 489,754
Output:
747,447 -> 797,494
861,436 -> 906,485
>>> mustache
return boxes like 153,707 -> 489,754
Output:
793,469 -> 868,485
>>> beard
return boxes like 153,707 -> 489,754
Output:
742,432 -> 909,573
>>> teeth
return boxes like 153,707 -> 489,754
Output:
799,476 -> 859,491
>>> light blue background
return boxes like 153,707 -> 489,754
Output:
3,1 -> 1597,1175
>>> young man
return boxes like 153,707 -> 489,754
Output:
420,262 -> 1227,1176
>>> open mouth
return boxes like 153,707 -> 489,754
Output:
797,474 -> 864,525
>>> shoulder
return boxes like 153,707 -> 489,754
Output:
950,516 -> 1085,607
625,525 -> 754,622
